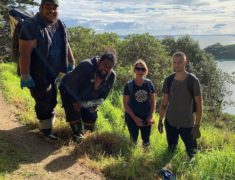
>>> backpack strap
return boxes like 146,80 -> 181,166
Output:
144,78 -> 153,96
166,73 -> 175,94
187,73 -> 197,112
187,73 -> 195,97
127,80 -> 134,97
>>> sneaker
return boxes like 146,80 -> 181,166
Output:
40,128 -> 58,141
143,142 -> 150,148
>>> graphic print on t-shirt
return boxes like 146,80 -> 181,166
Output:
135,90 -> 148,103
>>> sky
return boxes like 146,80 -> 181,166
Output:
29,0 -> 235,35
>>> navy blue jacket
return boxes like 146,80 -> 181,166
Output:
60,57 -> 116,103
19,13 -> 69,87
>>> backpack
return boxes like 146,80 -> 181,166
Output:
166,73 -> 196,113
9,8 -> 34,75
127,78 -> 152,98
158,168 -> 176,180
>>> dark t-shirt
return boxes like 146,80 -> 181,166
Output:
162,73 -> 201,127
19,15 -> 64,79
123,80 -> 155,120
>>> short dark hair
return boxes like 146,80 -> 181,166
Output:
172,51 -> 186,61
100,53 -> 116,65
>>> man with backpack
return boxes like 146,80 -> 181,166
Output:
158,51 -> 202,158
18,0 -> 75,139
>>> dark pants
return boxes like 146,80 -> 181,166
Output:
59,88 -> 98,133
125,113 -> 151,145
30,83 -> 57,120
165,120 -> 197,158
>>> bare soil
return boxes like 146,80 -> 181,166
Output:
0,91 -> 104,180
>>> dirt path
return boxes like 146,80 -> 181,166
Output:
0,91 -> 104,180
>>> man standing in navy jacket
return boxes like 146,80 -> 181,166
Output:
19,0 -> 75,139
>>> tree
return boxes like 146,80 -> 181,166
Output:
0,0 -> 37,62
69,26 -> 120,63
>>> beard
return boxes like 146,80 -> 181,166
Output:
97,70 -> 108,79
40,11 -> 58,24
45,15 -> 58,24
173,67 -> 183,72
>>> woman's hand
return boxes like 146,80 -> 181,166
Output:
134,117 -> 145,127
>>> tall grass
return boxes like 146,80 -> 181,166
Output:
0,63 -> 234,179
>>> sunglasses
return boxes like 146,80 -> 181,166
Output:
135,67 -> 146,72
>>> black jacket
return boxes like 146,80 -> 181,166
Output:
20,13 -> 69,88
60,57 -> 116,103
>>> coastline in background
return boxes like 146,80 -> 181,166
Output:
216,61 -> 235,115
157,35 -> 235,49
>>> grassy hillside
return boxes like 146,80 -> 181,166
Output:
0,63 -> 235,179
204,43 -> 235,60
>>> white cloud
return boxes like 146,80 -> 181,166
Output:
28,0 -> 235,35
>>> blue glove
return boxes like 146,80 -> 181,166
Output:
67,63 -> 74,73
20,74 -> 35,89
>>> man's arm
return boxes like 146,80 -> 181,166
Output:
19,39 -> 36,75
159,94 -> 168,122
158,93 -> 169,133
194,95 -> 203,126
67,44 -> 75,66
191,95 -> 203,140
147,92 -> 156,124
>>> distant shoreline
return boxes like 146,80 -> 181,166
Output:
215,59 -> 235,61
204,43 -> 235,60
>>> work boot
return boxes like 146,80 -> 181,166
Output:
40,128 -> 58,141
72,134 -> 84,144
70,122 -> 84,144
39,118 -> 57,140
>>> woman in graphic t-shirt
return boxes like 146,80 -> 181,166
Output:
123,59 -> 156,147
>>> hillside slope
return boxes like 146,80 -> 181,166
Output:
0,89 -> 103,180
